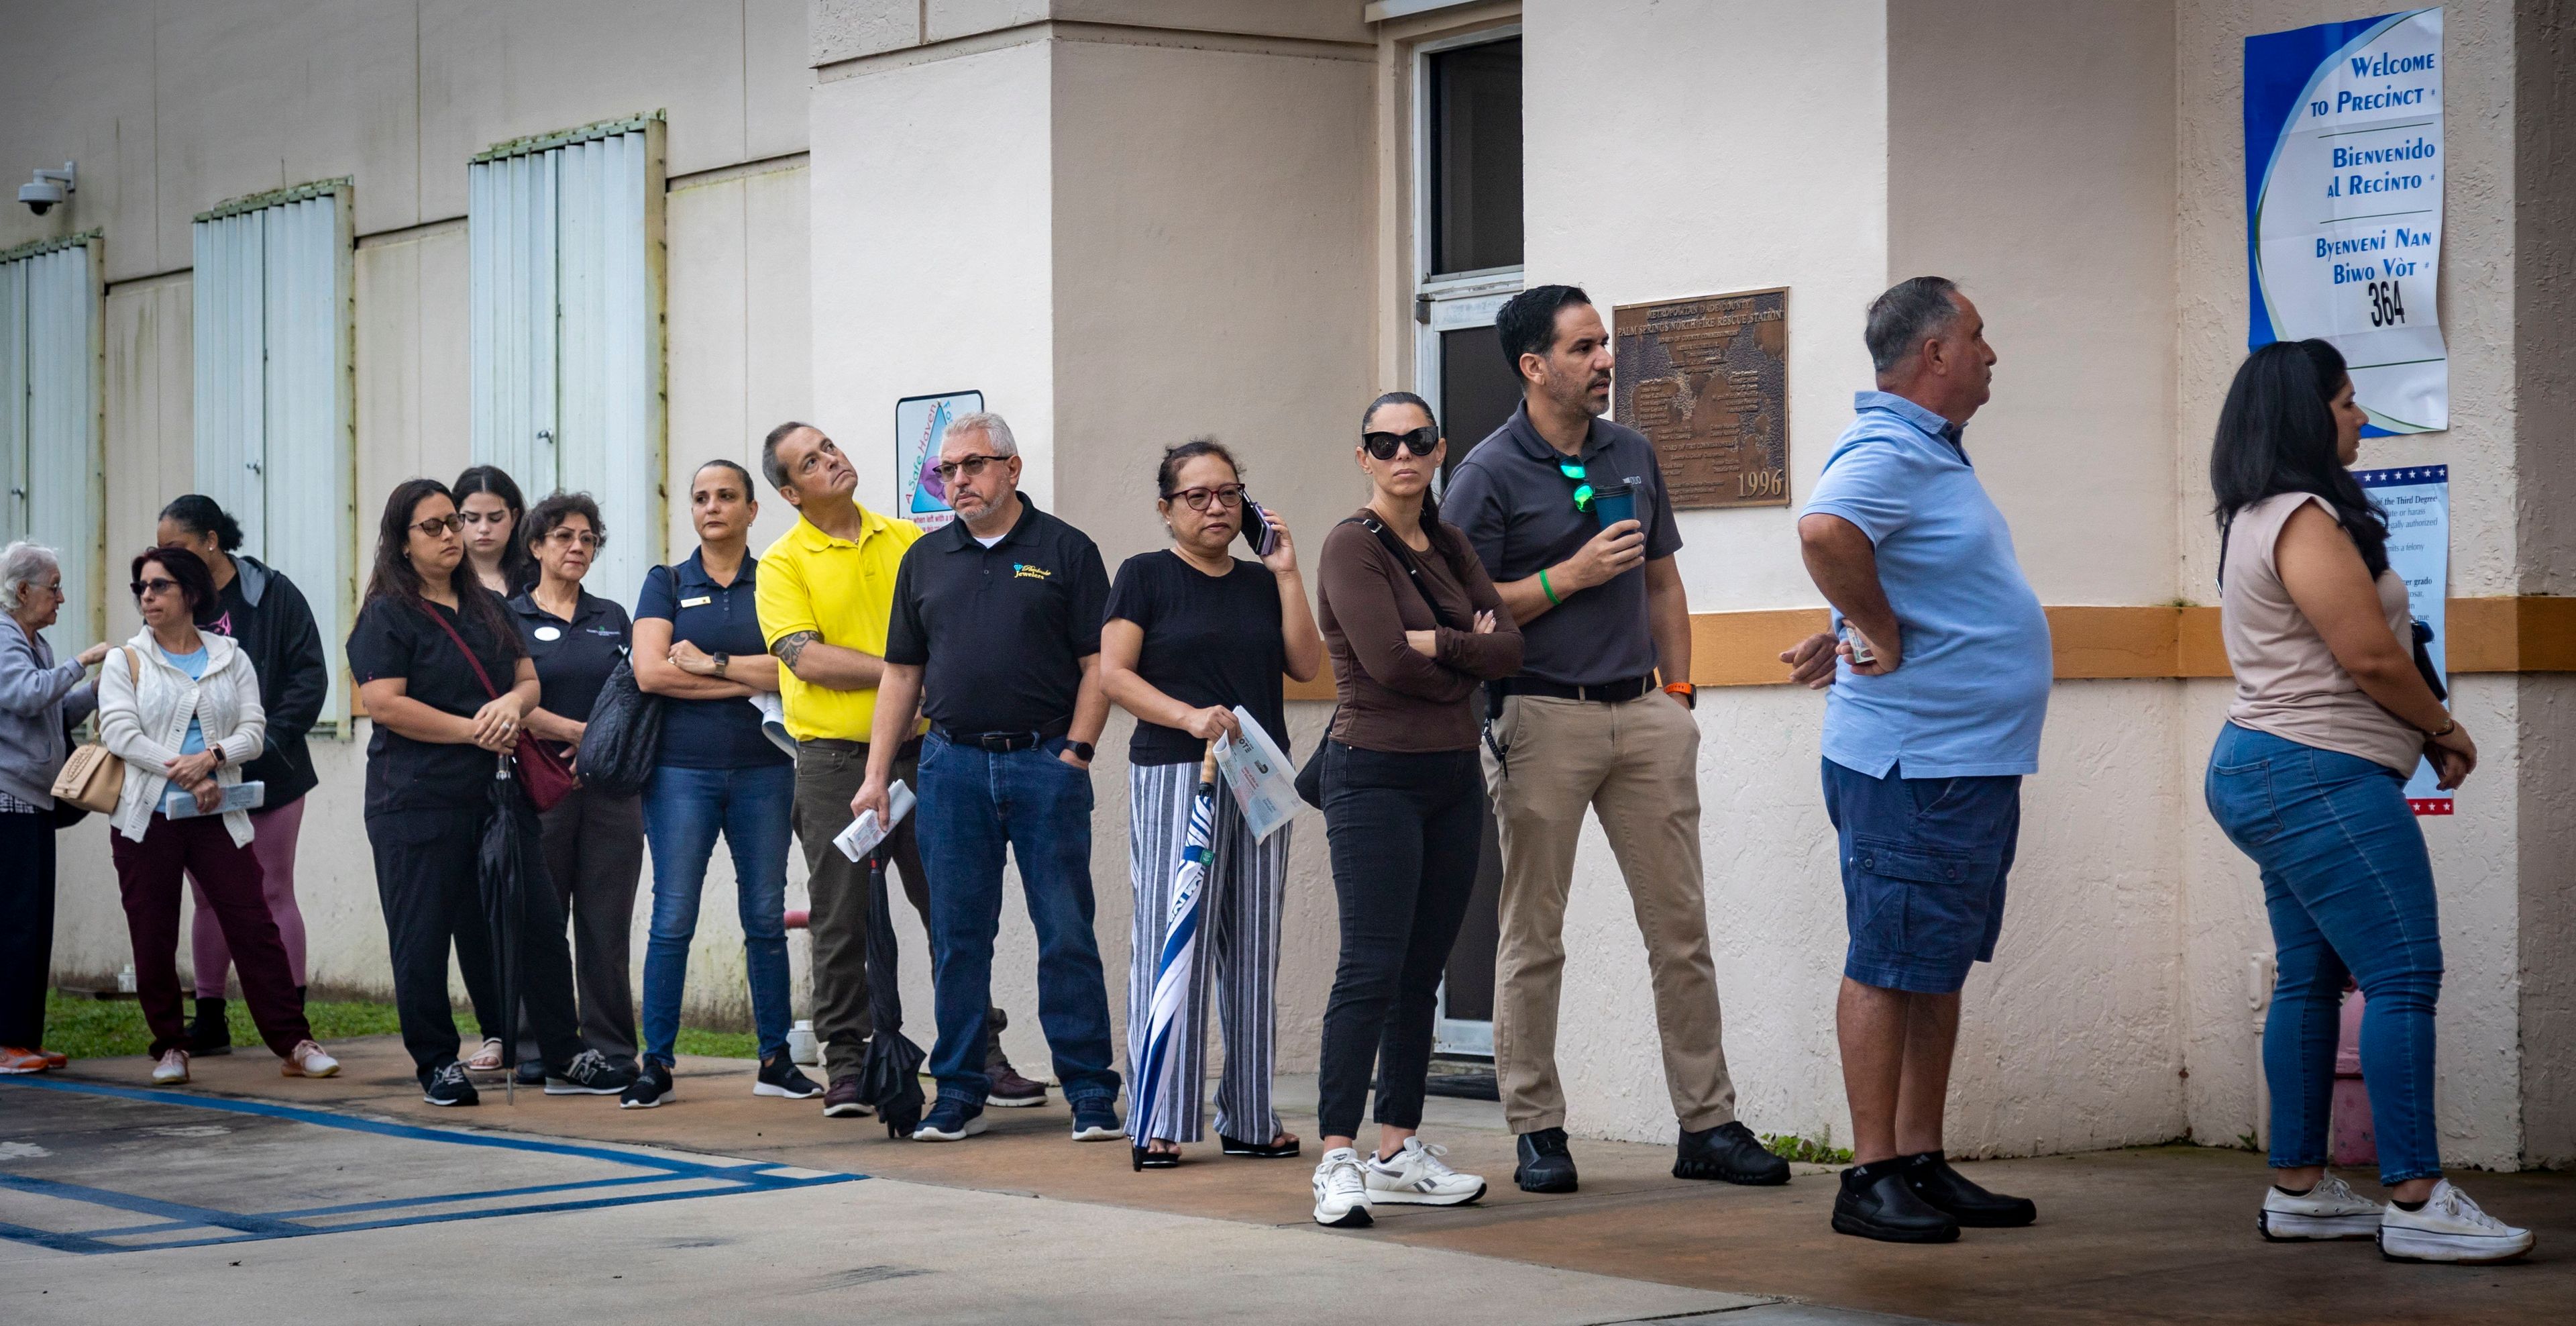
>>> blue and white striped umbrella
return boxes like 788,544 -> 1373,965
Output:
1130,749 -> 1219,1143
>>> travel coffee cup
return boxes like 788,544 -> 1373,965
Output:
1591,482 -> 1637,529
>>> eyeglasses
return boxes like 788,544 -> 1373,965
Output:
458,509 -> 511,526
1164,484 -> 1246,512
543,528 -> 602,550
413,513 -> 465,536
933,454 -> 1006,483
1556,456 -> 1595,513
130,576 -> 180,598
1362,427 -> 1440,460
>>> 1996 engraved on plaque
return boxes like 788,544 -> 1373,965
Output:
1611,288 -> 1788,509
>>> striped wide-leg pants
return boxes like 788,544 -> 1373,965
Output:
1125,759 -> 1289,1144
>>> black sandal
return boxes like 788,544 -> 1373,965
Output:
1220,1133 -> 1301,1159
1132,1142 -> 1183,1171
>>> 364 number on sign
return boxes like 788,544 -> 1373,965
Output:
2367,278 -> 2408,327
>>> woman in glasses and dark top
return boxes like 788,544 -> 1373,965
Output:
502,492 -> 646,1086
454,464 -> 537,598
1102,439 -> 1323,1170
1305,392 -> 1520,1228
347,479 -> 625,1106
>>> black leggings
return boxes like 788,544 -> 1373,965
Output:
1316,743 -> 1484,1140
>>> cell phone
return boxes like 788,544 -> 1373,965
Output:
1241,497 -> 1279,558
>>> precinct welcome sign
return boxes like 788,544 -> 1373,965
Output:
2245,8 -> 2447,435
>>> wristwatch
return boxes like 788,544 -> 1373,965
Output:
1663,682 -> 1697,710
1067,740 -> 1095,763
711,652 -> 730,678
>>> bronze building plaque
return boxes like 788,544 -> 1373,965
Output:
1612,288 -> 1789,509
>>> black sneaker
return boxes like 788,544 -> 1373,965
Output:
545,1048 -> 637,1095
914,1099 -> 986,1142
755,1052 -> 823,1100
1832,1160 -> 1961,1243
822,1076 -> 873,1118
514,1060 -> 545,1086
1514,1127 -> 1578,1193
423,1062 -> 480,1107
189,997 -> 233,1056
1899,1150 -> 2036,1227
1674,1119 -> 1792,1186
621,1060 -> 674,1109
1070,1101 -> 1122,1141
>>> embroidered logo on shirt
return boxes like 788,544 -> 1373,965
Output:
1012,564 -> 1053,580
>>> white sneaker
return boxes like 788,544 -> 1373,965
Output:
281,1040 -> 340,1078
2378,1180 -> 2535,1264
2257,1174 -> 2381,1241
1311,1147 -> 1374,1228
151,1048 -> 190,1086
1364,1137 -> 1488,1207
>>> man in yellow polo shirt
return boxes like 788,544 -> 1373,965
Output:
755,421 -> 1042,1117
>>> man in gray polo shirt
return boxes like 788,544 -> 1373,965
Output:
1444,285 -> 1818,1195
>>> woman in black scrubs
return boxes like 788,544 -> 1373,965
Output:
348,478 -> 625,1107
506,492 -> 643,1081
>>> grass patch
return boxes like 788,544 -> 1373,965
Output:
39,990 -> 760,1062
1761,1131 -> 1856,1166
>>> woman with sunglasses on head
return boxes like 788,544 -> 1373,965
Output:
454,464 -> 537,598
154,494 -> 331,1058
98,545 -> 337,1086
500,493 -> 647,1088
1102,439 -> 1324,1170
348,479 -> 621,1106
1306,393 -> 1520,1227
2206,340 -> 2528,1264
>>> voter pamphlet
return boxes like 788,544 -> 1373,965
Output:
833,779 -> 916,862
164,780 -> 266,820
1212,708 -> 1300,842
749,692 -> 798,757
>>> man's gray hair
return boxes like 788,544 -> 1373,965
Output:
2,540 -> 60,613
759,419 -> 819,492
943,411 -> 1018,458
1865,276 -> 1962,374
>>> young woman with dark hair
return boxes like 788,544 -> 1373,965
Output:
155,493 -> 331,1055
1100,438 -> 1322,1168
347,479 -> 627,1106
2204,340 -> 2528,1264
98,546 -> 337,1086
453,464 -> 537,597
1305,394 -> 1520,1226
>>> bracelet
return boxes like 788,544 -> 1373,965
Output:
2427,716 -> 2455,738
1539,567 -> 1562,606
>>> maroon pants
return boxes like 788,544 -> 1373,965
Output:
111,813 -> 311,1058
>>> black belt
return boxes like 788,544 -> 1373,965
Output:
933,717 -> 1072,752
1496,674 -> 1654,703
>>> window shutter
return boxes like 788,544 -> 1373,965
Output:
0,234 -> 105,653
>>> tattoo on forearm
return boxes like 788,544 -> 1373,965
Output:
772,631 -> 819,670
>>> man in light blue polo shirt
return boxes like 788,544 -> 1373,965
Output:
1796,276 -> 2051,1245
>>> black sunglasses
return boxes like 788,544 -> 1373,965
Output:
1362,426 -> 1440,460
131,576 -> 182,599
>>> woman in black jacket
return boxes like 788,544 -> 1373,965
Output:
156,495 -> 329,1052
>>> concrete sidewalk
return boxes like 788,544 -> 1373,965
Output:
7,1037 -> 2569,1324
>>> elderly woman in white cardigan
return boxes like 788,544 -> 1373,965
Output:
97,545 -> 336,1086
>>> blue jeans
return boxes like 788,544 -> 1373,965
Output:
915,730 -> 1120,1109
2204,722 -> 2444,1185
639,762 -> 797,1066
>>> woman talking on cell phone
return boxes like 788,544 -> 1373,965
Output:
1100,438 -> 1323,1170
2204,340 -> 2528,1264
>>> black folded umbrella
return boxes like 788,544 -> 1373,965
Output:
857,850 -> 925,1137
476,754 -> 533,1105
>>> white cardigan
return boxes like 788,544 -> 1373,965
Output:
97,627 -> 266,846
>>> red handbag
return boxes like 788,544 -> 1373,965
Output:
416,601 -> 579,812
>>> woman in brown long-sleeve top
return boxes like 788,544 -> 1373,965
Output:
1305,391 -> 1521,1229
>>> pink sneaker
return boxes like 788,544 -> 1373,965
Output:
0,1046 -> 48,1075
152,1048 -> 191,1086
282,1041 -> 340,1078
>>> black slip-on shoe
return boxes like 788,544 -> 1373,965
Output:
1832,1162 -> 1962,1243
1514,1126 -> 1579,1193
755,1053 -> 824,1100
621,1060 -> 674,1109
1674,1119 -> 1792,1186
1900,1150 -> 2037,1227
189,998 -> 233,1056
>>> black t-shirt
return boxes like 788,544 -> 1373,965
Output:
883,496 -> 1110,735
510,589 -> 631,758
347,593 -> 522,816
636,551 -> 791,770
1104,550 -> 1288,766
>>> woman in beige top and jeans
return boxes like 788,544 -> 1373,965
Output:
2204,339 -> 2527,1264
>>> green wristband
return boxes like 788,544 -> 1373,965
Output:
1540,567 -> 1562,606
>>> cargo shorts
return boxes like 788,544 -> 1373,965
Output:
1822,758 -> 2022,994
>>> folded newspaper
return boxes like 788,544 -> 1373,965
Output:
1212,707 -> 1301,842
751,692 -> 798,756
163,780 -> 266,820
833,779 -> 916,862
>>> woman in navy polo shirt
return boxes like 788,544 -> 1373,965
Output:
621,460 -> 815,1109
507,492 -> 643,1086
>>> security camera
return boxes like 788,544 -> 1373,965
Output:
19,162 -> 74,216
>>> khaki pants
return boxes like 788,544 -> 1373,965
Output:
1484,692 -> 1737,1133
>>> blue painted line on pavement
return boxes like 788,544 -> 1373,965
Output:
0,1172 -> 307,1235
0,1219 -> 122,1256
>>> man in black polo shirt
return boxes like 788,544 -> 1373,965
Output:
1444,285 -> 1818,1196
853,410 -> 1122,1144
